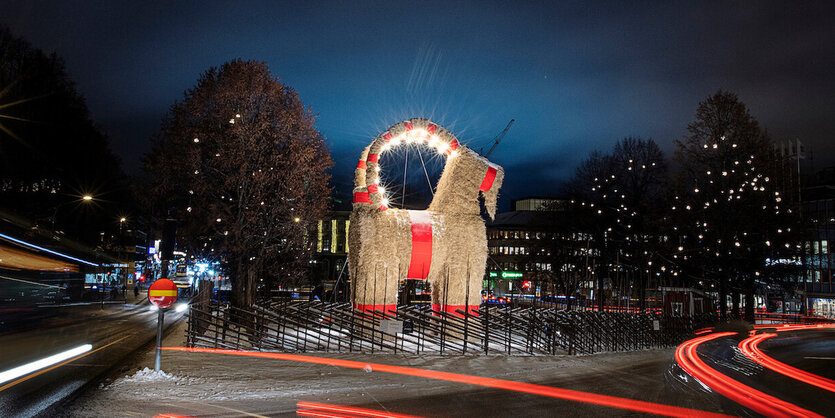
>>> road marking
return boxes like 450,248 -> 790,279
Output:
805,357 -> 835,360
0,334 -> 131,391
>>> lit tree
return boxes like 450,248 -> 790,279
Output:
672,91 -> 802,321
607,138 -> 668,310
563,138 -> 669,311
564,151 -> 616,310
144,59 -> 332,308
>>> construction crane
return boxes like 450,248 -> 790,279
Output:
485,119 -> 515,158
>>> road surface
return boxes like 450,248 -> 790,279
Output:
0,300 -> 184,417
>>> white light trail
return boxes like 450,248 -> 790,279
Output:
0,344 -> 92,385
0,233 -> 98,266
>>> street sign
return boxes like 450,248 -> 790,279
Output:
379,319 -> 404,334
149,278 -> 178,308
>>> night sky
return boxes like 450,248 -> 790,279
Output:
2,1 -> 834,206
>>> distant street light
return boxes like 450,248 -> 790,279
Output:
82,195 -> 93,201
294,217 -> 301,223
120,217 -> 127,223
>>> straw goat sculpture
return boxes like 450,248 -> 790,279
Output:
348,118 -> 504,317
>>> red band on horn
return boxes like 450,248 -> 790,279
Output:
383,132 -> 393,142
449,139 -> 459,151
367,154 -> 378,163
353,191 -> 371,203
479,166 -> 498,191
403,121 -> 413,131
367,184 -> 378,194
357,160 -> 366,169
426,124 -> 437,135
406,211 -> 432,280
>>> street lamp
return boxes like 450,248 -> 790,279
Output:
52,194 -> 95,230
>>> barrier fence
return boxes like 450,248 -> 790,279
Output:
186,299 -> 713,355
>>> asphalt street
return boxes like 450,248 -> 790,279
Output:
0,300 -> 185,417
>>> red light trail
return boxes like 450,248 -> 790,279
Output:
162,346 -> 731,418
738,332 -> 835,393
297,401 -> 421,418
675,332 -> 824,417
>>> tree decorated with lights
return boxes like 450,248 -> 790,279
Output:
144,59 -> 332,308
566,138 -> 669,310
564,151 -> 616,310
672,91 -> 802,321
607,138 -> 669,309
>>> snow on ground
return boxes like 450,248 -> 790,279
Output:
60,320 -> 729,417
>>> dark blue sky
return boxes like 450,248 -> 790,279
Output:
2,1 -> 834,205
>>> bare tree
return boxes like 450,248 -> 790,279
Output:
144,59 -> 332,308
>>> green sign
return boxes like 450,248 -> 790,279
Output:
488,271 -> 523,279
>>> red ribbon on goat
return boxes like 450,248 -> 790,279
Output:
406,210 -> 432,280
353,191 -> 371,203
479,166 -> 498,191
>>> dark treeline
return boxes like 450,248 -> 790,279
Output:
0,26 -> 131,246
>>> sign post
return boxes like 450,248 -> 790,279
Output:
148,278 -> 178,371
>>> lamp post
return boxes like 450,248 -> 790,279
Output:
119,216 -> 128,303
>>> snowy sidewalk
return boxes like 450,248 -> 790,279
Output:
60,322 -> 739,417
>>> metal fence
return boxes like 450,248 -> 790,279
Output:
186,300 -> 712,355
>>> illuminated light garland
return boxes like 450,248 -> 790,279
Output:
353,120 -> 465,210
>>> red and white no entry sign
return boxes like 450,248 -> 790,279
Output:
148,278 -> 178,308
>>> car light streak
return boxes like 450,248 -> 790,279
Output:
739,333 -> 835,392
753,324 -> 835,332
0,232 -> 99,266
297,401 -> 421,418
675,333 -> 823,417
163,346 -> 731,417
0,344 -> 92,385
